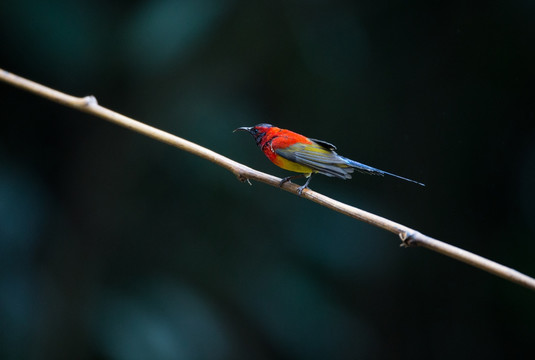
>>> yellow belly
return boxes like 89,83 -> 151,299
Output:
273,155 -> 315,174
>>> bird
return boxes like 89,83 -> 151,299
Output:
234,123 -> 424,195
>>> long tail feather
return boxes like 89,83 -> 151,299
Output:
340,156 -> 425,186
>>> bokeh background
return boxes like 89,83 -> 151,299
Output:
1,0 -> 535,359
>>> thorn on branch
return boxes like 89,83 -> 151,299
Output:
399,230 -> 420,248
236,173 -> 252,185
83,95 -> 98,107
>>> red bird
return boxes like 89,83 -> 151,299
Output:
234,123 -> 424,194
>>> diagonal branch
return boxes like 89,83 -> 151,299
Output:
2,68 -> 534,291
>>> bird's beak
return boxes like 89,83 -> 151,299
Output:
233,126 -> 253,133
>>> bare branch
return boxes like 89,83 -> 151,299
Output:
2,68 -> 534,291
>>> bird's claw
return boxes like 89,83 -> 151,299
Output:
296,185 -> 307,196
279,176 -> 293,187
279,175 -> 309,195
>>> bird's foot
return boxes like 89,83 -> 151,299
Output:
278,174 -> 311,196
279,177 -> 291,187
279,175 -> 302,187
296,185 -> 308,196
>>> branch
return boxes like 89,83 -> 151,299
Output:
2,68 -> 534,291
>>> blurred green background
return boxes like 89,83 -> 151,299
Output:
1,0 -> 535,359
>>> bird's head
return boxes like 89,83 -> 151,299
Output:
233,123 -> 274,145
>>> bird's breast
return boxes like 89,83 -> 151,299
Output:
260,135 -> 315,174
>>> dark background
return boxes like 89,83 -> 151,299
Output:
1,0 -> 534,359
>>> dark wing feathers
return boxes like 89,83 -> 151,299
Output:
275,143 -> 353,179
308,138 -> 337,150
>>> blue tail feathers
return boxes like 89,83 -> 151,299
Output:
340,156 -> 425,187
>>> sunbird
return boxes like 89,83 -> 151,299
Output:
234,123 -> 424,194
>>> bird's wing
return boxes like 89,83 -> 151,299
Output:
308,138 -> 337,150
274,141 -> 354,179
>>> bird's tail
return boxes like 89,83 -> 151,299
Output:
340,156 -> 425,187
